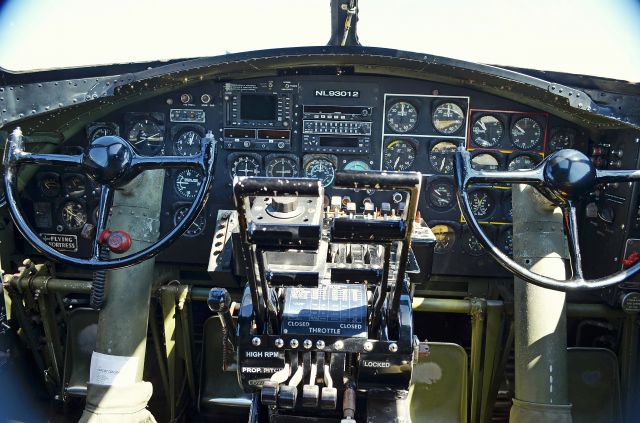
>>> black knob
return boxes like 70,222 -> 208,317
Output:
208,287 -> 231,313
261,381 -> 279,405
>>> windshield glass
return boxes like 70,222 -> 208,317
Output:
1,0 -> 639,82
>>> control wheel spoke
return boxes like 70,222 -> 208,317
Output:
131,154 -> 204,172
562,201 -> 584,281
13,151 -> 83,168
596,169 -> 640,184
91,184 -> 114,260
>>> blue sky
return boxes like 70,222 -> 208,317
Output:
0,0 -> 638,81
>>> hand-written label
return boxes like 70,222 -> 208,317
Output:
89,351 -> 139,386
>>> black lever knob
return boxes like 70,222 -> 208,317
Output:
207,287 -> 237,347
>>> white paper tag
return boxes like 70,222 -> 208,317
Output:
89,351 -> 139,386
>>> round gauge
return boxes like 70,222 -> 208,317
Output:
431,224 -> 456,254
383,139 -> 416,171
127,119 -> 164,155
500,227 -> 513,256
60,201 -> 87,231
344,160 -> 370,171
462,231 -> 485,256
39,173 -> 61,197
469,189 -> 496,219
173,206 -> 206,237
64,174 -> 86,196
304,158 -> 336,187
549,129 -> 575,151
428,180 -> 455,210
266,157 -> 299,177
428,141 -> 458,174
508,155 -> 537,171
174,169 -> 203,199
432,102 -> 465,135
231,156 -> 261,178
174,130 -> 202,156
472,115 -> 503,148
471,153 -> 500,171
89,125 -> 117,141
386,101 -> 418,133
511,117 -> 542,150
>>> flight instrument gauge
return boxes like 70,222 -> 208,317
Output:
60,201 -> 87,231
231,155 -> 261,178
344,160 -> 370,171
432,102 -> 465,134
174,169 -> 203,199
174,129 -> 202,156
428,141 -> 458,174
511,117 -> 542,150
431,224 -> 456,254
383,139 -> 416,171
469,189 -> 495,219
462,230 -> 485,256
428,180 -> 455,210
173,206 -> 206,237
39,173 -> 61,197
304,158 -> 336,187
508,155 -> 537,171
386,101 -> 418,133
64,174 -> 86,196
471,153 -> 500,171
472,115 -> 503,147
266,157 -> 299,177
127,119 -> 164,155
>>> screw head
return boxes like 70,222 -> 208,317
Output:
303,339 -> 313,349
334,340 -> 344,350
316,340 -> 325,349
274,338 -> 284,348
389,343 -> 398,353
364,341 -> 374,352
290,339 -> 299,349
252,337 -> 261,347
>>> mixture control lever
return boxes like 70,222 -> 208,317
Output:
207,287 -> 237,348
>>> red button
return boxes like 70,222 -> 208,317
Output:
106,230 -> 132,254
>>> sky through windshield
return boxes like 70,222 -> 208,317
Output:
0,0 -> 638,82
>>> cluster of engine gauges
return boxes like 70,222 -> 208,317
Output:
430,223 -> 513,257
470,151 -> 542,172
469,111 -> 547,151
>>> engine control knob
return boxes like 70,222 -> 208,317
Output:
320,387 -> 338,409
278,385 -> 298,409
261,381 -> 279,405
302,384 -> 320,408
98,230 -> 132,254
